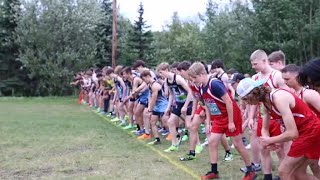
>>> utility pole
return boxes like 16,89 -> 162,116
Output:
112,0 -> 117,68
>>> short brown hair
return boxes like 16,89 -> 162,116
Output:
105,68 -> 114,75
211,59 -> 224,69
140,70 -> 152,77
281,64 -> 300,73
122,67 -> 132,74
132,60 -> 145,70
157,62 -> 170,72
188,62 -> 208,78
177,61 -> 191,71
269,50 -> 285,64
170,62 -> 180,70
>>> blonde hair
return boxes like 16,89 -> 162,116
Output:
188,62 -> 208,78
156,62 -> 170,72
114,65 -> 123,75
250,49 -> 268,62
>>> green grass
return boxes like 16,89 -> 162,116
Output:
0,97 -> 268,179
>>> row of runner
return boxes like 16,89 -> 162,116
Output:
71,49 -> 320,180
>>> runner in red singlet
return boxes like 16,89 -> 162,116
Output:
281,64 -> 320,178
237,78 -> 320,180
189,62 -> 255,180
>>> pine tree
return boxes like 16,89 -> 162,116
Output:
0,0 -> 30,96
95,0 -> 113,67
128,2 -> 154,67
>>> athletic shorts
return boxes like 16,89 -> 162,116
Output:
256,118 -> 282,137
152,111 -> 165,118
195,106 -> 205,115
210,108 -> 242,137
171,102 -> 192,117
138,99 -> 148,107
288,130 -> 320,159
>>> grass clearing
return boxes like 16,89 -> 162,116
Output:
0,97 -> 269,179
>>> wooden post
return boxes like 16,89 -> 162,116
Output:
112,0 -> 117,68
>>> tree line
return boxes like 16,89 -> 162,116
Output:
1,0 -> 319,96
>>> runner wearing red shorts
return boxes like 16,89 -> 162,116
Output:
189,62 -> 255,180
237,78 -> 320,180
248,50 -> 289,179
177,61 -> 232,162
281,64 -> 320,178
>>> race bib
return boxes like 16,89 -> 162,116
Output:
207,102 -> 222,115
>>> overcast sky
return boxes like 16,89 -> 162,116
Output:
118,0 -> 230,31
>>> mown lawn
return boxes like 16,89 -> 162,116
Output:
0,97 -> 267,180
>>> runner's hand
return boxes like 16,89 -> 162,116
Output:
228,122 -> 236,132
181,106 -> 187,116
248,119 -> 255,130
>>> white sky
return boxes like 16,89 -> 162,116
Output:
118,0 -> 230,31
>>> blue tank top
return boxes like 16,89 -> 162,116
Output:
114,77 -> 123,98
124,79 -> 132,96
167,74 -> 188,103
149,81 -> 168,112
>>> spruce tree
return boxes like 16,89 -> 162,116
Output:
128,2 -> 154,67
95,0 -> 113,67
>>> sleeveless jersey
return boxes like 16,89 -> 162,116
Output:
200,78 -> 241,123
189,83 -> 205,106
254,70 -> 278,118
297,87 -> 320,118
267,89 -> 320,139
149,81 -> 168,112
167,74 -> 188,103
114,77 -> 123,98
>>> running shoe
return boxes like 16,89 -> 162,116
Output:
242,171 -> 256,180
240,163 -> 262,173
223,152 -> 233,161
123,124 -> 134,130
161,130 -> 169,136
137,134 -> 151,140
147,139 -> 161,145
110,117 -> 119,122
164,145 -> 179,152
201,172 -> 219,180
181,135 -> 189,142
179,154 -> 196,161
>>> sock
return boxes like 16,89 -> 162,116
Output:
137,124 -> 141,131
263,174 -> 272,180
246,165 -> 253,173
211,163 -> 218,173
189,150 -> 195,156
225,150 -> 231,154
155,137 -> 160,142
176,127 -> 179,132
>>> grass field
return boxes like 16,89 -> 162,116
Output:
0,97 -> 268,180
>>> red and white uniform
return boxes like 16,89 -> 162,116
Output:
189,83 -> 205,115
200,78 -> 242,137
254,70 -> 282,137
297,87 -> 320,118
268,89 -> 320,159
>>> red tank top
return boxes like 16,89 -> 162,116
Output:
189,83 -> 201,100
200,78 -> 240,119
254,70 -> 278,119
298,87 -> 320,118
267,89 -> 320,136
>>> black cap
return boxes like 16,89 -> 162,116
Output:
229,73 -> 245,84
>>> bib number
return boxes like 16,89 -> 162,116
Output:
207,102 -> 222,115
